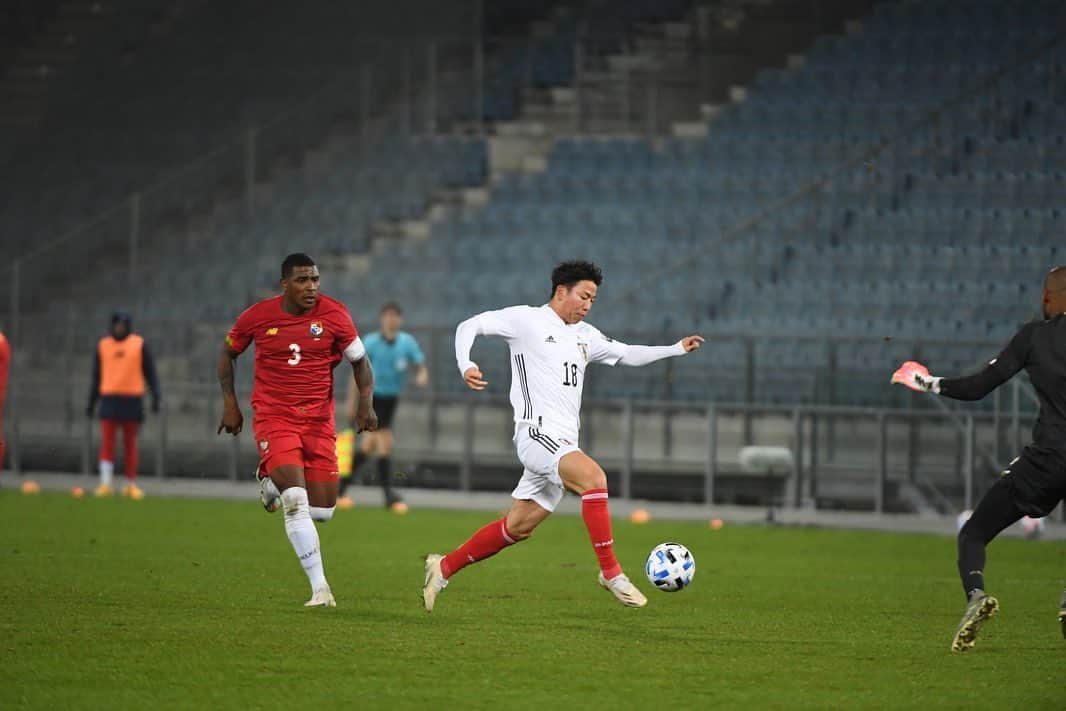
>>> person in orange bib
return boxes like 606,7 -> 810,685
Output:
87,311 -> 162,498
0,327 -> 9,471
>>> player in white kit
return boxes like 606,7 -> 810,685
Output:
422,261 -> 703,610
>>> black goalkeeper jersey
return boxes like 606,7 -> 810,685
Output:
940,314 -> 1066,449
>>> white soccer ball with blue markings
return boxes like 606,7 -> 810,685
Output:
645,542 -> 695,592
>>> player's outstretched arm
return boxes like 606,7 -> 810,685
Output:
891,359 -> 1009,401
217,343 -> 243,435
616,335 -> 704,367
891,324 -> 1031,401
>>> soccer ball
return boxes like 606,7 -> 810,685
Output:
645,542 -> 695,592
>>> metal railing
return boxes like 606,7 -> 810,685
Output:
5,372 -> 1062,521
1,23 -> 1063,528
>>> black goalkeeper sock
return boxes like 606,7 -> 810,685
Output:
957,521 -> 988,599
956,481 -> 1024,600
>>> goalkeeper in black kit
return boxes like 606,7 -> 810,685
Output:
892,267 -> 1066,652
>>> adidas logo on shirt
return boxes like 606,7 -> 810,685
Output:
545,335 -> 557,343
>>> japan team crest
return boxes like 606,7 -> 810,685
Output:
577,341 -> 590,362
309,321 -> 324,337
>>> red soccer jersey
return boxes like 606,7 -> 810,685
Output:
226,294 -> 358,423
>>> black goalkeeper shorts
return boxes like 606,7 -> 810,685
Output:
998,445 -> 1066,518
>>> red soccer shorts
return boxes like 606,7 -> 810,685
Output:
254,418 -> 338,483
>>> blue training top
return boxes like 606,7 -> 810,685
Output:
363,331 -> 425,398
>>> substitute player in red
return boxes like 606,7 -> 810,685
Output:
218,253 -> 376,607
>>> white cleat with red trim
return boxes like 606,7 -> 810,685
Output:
598,572 -> 648,608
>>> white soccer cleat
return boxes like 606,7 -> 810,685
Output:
304,585 -> 336,608
256,469 -> 281,513
422,554 -> 448,612
598,572 -> 648,608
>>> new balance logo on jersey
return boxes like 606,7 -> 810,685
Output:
266,327 -> 278,336
544,335 -> 557,343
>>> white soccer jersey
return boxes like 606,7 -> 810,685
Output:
455,304 -> 685,443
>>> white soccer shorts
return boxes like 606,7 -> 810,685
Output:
511,425 -> 579,512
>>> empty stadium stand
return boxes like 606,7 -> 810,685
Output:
3,0 -> 1062,512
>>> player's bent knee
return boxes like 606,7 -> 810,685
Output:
309,506 -> 335,522
281,486 -> 310,516
560,454 -> 607,493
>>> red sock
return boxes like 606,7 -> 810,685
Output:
582,488 -> 622,580
440,517 -> 518,579
121,421 -> 139,479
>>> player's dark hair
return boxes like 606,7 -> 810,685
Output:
281,253 -> 316,279
550,260 -> 602,299
380,301 -> 403,315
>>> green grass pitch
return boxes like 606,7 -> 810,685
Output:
1,492 -> 1062,709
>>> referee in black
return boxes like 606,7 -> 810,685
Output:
892,266 -> 1066,651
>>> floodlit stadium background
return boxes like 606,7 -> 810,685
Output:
1,0 -> 1064,522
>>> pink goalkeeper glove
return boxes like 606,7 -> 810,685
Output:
891,361 -> 941,393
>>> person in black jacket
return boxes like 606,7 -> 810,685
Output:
892,266 -> 1066,651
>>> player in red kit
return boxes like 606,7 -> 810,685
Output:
218,253 -> 377,607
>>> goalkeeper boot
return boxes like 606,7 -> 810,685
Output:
951,590 -> 998,652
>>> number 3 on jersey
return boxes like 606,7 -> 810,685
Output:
562,361 -> 578,387
288,343 -> 301,366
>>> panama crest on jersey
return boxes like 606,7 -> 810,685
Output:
310,321 -> 324,338
259,439 -> 269,453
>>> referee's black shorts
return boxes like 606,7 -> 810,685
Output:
998,445 -> 1066,518
372,395 -> 399,430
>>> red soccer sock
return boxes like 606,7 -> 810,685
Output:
582,488 -> 622,580
440,517 -> 518,579
121,421 -> 139,479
